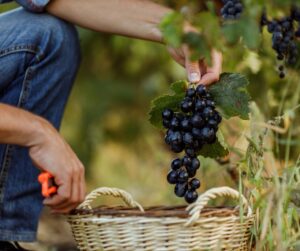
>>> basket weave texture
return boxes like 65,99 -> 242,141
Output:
68,186 -> 255,251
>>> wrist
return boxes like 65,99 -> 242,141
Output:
25,116 -> 54,148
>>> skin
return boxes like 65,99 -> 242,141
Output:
0,0 -> 222,214
0,104 -> 85,213
46,0 -> 222,85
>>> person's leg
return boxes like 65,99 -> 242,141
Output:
0,8 -> 81,242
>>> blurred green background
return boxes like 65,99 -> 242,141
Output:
1,1 -> 300,249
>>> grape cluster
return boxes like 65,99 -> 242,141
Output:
292,6 -> 300,38
221,0 -> 243,20
162,85 -> 222,204
261,7 -> 300,78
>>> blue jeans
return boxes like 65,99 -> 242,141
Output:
0,8 -> 81,241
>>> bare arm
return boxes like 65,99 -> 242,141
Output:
46,0 -> 222,85
0,103 -> 44,146
0,104 -> 85,213
46,0 -> 170,42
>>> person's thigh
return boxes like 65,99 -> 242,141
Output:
0,8 -> 81,242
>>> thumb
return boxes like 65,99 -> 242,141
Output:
184,46 -> 201,83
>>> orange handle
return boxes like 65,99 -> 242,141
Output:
38,172 -> 57,198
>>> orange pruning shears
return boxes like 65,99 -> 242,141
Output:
38,172 -> 58,198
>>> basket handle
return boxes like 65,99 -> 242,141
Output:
77,187 -> 144,212
185,186 -> 252,226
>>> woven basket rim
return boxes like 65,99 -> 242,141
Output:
70,205 -> 253,219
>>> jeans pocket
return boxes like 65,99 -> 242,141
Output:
0,45 -> 37,93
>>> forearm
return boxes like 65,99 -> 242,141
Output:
46,0 -> 172,42
0,103 -> 46,147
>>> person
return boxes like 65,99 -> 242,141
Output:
0,0 -> 222,249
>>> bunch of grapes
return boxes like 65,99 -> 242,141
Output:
261,6 -> 300,78
292,6 -> 300,37
162,84 -> 222,204
221,0 -> 244,20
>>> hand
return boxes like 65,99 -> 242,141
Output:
28,119 -> 86,214
167,28 -> 222,85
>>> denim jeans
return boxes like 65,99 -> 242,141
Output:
0,8 -> 81,241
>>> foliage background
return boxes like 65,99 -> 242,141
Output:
1,0 -> 300,250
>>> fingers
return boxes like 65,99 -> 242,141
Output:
167,47 -> 185,67
43,179 -> 71,209
184,45 -> 201,83
44,160 -> 85,214
200,50 -> 223,86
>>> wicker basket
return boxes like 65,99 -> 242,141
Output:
68,186 -> 255,251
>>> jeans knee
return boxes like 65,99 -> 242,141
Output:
1,8 -> 81,74
35,13 -> 81,74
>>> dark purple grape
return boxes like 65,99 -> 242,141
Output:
189,178 -> 201,190
185,190 -> 198,203
162,119 -> 171,129
181,97 -> 194,113
162,109 -> 173,120
170,143 -> 184,153
169,131 -> 182,145
195,84 -> 207,97
180,117 -> 192,131
177,170 -> 189,183
167,170 -> 178,184
208,119 -> 218,129
174,183 -> 188,197
183,132 -> 194,146
182,156 -> 192,167
170,117 -> 181,130
191,114 -> 204,128
202,107 -> 214,119
186,165 -> 197,178
195,99 -> 206,112
191,158 -> 200,170
171,158 -> 182,170
186,87 -> 196,98
192,128 -> 202,139
185,148 -> 196,157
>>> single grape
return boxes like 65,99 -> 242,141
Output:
162,119 -> 171,129
185,190 -> 198,204
189,178 -> 201,190
195,84 -> 207,97
167,170 -> 178,184
180,117 -> 192,131
162,109 -> 173,120
183,132 -> 194,146
192,127 -> 202,139
171,158 -> 182,170
191,114 -> 204,128
177,170 -> 189,183
191,158 -> 200,170
186,87 -> 196,98
185,148 -> 196,157
174,183 -> 188,197
183,156 -> 192,167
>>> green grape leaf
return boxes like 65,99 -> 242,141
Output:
170,80 -> 188,94
183,32 -> 211,64
160,12 -> 184,48
198,131 -> 229,158
194,12 -> 222,50
222,16 -> 260,50
149,81 -> 187,129
210,73 -> 251,120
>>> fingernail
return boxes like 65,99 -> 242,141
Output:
189,72 -> 200,83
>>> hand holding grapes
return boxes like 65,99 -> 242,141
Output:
167,26 -> 222,86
